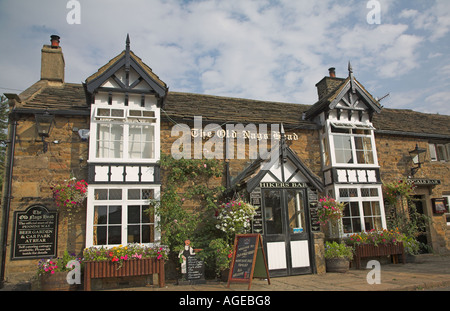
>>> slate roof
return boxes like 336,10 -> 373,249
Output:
162,92 -> 316,129
12,82 -> 450,139
15,80 -> 88,113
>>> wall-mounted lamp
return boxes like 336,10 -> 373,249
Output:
35,111 -> 54,153
408,143 -> 427,176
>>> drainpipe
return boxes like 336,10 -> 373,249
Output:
0,112 -> 17,288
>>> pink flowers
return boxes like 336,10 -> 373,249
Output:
51,177 -> 88,209
316,196 -> 345,226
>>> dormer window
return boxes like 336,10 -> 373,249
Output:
91,106 -> 158,161
329,122 -> 376,165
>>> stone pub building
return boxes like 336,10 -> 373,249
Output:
0,35 -> 449,287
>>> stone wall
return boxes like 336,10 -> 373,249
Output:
375,133 -> 450,254
2,113 -> 89,284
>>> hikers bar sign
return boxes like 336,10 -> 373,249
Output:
227,234 -> 270,290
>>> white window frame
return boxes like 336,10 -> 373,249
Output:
334,184 -> 387,235
89,104 -> 160,164
326,121 -> 379,168
85,185 -> 161,248
429,143 -> 450,162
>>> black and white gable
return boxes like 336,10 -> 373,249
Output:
84,35 -> 168,108
304,63 -> 382,124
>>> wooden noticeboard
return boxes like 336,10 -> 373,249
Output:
227,234 -> 270,290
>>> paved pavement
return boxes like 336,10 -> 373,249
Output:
2,254 -> 449,293
110,253 -> 450,292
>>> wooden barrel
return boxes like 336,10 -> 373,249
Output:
40,271 -> 79,291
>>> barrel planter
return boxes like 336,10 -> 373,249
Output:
325,258 -> 350,273
353,242 -> 405,269
40,271 -> 79,291
83,258 -> 165,291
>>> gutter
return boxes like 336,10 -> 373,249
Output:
375,129 -> 450,141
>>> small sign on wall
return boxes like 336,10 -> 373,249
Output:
432,198 -> 447,214
12,205 -> 58,260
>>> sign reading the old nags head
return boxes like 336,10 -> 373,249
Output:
12,205 -> 58,260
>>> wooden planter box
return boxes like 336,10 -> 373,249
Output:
40,271 -> 80,291
84,258 -> 165,291
353,243 -> 405,269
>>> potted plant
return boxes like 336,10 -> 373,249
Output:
208,238 -> 233,281
37,251 -> 82,291
324,241 -> 353,273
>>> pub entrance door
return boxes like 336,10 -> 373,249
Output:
262,187 -> 313,277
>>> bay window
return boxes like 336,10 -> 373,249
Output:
336,186 -> 386,234
330,122 -> 376,165
87,186 -> 160,247
91,106 -> 158,162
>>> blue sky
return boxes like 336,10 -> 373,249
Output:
0,0 -> 449,115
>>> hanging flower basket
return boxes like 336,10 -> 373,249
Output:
215,199 -> 257,236
51,177 -> 88,209
316,196 -> 345,226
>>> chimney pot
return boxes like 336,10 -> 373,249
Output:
50,35 -> 60,48
328,67 -> 336,78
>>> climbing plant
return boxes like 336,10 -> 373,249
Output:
382,179 -> 431,254
150,153 -> 226,257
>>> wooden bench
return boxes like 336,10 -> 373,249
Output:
352,242 -> 405,269
84,258 -> 165,291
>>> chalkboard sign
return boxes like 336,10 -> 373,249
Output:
227,234 -> 270,290
186,255 -> 206,284
12,205 -> 58,260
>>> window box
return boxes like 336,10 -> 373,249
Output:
352,242 -> 405,269
83,257 -> 165,291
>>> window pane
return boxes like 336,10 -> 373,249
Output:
355,137 -> 374,164
287,190 -> 305,233
108,205 -> 122,224
128,205 -> 141,223
334,135 -> 353,164
109,189 -> 122,200
142,189 -> 154,200
97,124 -> 123,158
127,225 -> 140,243
142,225 -> 153,243
95,189 -> 108,200
128,189 -> 141,200
108,226 -> 121,244
264,190 -> 282,235
95,226 -> 106,245
94,206 -> 107,224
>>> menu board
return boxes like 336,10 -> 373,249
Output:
12,205 -> 58,260
227,234 -> 270,290
250,190 -> 263,234
308,189 -> 321,232
186,255 -> 206,283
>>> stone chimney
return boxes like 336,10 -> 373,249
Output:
315,67 -> 344,101
40,35 -> 65,83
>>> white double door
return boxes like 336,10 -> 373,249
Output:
262,188 -> 313,277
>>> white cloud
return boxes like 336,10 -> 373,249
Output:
0,0 -> 449,115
